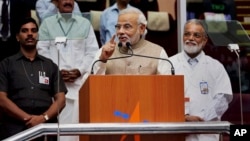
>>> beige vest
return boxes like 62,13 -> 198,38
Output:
106,39 -> 163,74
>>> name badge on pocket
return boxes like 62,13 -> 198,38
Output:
200,81 -> 208,94
39,71 -> 49,85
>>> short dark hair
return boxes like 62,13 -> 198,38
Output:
16,17 -> 38,34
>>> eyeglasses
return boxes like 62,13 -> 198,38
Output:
115,24 -> 133,31
184,32 -> 204,39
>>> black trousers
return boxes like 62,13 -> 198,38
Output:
1,106 -> 57,140
0,118 -> 57,141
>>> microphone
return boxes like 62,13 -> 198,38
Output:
124,42 -> 175,75
90,46 -> 133,74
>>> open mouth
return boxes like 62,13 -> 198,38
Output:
119,37 -> 128,42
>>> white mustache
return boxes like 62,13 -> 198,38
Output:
185,40 -> 197,46
117,34 -> 129,39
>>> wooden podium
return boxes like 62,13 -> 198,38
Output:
79,75 -> 185,141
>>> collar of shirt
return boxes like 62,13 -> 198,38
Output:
183,50 -> 203,65
56,12 -> 77,22
188,58 -> 198,66
15,51 -> 45,62
110,3 -> 119,12
110,3 -> 133,12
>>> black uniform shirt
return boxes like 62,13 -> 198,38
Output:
0,51 -> 67,114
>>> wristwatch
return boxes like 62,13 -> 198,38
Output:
43,114 -> 49,121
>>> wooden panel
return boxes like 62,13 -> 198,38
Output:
79,75 -> 185,141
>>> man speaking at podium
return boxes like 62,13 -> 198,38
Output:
93,7 -> 172,75
169,19 -> 233,141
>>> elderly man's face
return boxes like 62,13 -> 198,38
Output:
183,23 -> 207,57
115,13 -> 145,46
58,0 -> 74,13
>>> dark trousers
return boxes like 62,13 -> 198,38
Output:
0,119 -> 57,141
1,108 -> 57,141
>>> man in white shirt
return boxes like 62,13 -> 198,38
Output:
37,0 -> 99,141
169,19 -> 233,141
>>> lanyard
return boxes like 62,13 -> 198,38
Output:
22,60 -> 44,86
58,20 -> 74,36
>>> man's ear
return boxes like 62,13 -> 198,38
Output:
202,36 -> 208,47
16,34 -> 19,42
139,24 -> 146,35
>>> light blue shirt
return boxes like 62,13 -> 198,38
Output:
100,3 -> 134,45
37,13 -> 99,99
36,0 -> 81,24
38,13 -> 91,39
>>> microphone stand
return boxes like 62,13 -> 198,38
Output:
91,42 -> 175,75
228,43 -> 243,125
54,37 -> 67,141
124,42 -> 175,75
90,47 -> 133,74
131,54 -> 175,75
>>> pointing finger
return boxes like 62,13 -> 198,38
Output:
110,35 -> 116,44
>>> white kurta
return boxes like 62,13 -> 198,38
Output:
37,13 -> 99,141
169,51 -> 233,141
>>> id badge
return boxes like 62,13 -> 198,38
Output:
39,71 -> 50,85
200,81 -> 208,94
39,76 -> 50,85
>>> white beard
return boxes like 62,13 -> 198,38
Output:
130,29 -> 141,45
183,41 -> 203,54
117,30 -> 141,47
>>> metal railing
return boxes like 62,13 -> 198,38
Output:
3,121 -> 231,141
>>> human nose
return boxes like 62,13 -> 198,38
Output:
184,33 -> 195,40
188,34 -> 195,40
27,30 -> 37,37
116,26 -> 125,33
27,30 -> 33,35
116,27 -> 126,35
